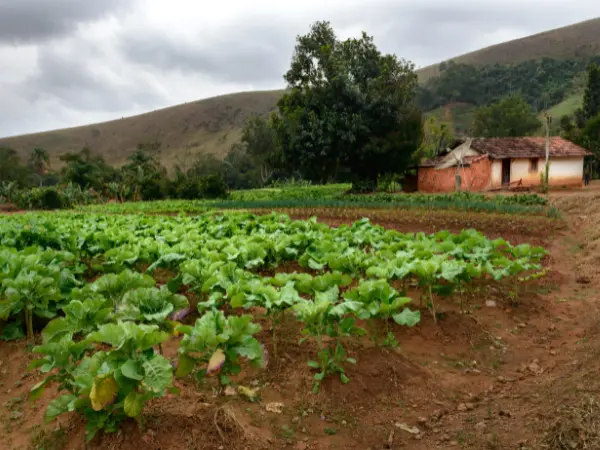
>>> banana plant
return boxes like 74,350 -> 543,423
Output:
176,310 -> 264,386
293,286 -> 365,393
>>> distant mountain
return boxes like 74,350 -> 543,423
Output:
1,18 -> 598,167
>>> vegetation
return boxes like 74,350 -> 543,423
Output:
473,94 -> 542,137
0,211 -> 547,439
272,21 -> 423,191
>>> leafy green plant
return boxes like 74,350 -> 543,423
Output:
176,310 -> 264,386
344,280 -> 420,346
293,287 -> 365,393
32,322 -> 174,441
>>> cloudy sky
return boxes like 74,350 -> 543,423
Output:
0,0 -> 597,137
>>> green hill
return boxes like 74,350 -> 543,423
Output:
417,17 -> 600,83
0,17 -> 599,167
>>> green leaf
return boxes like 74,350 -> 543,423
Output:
124,391 -> 144,417
45,394 -> 77,423
340,373 -> 350,384
314,372 -> 325,381
41,317 -> 73,343
176,354 -> 196,378
30,379 -> 49,402
307,360 -> 320,369
346,357 -> 357,364
0,300 -> 13,320
120,359 -> 143,381
392,308 -> 421,327
142,355 -> 173,393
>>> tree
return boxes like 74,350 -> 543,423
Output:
473,94 -> 542,138
29,147 -> 50,180
272,21 -> 423,190
238,115 -> 280,186
121,149 -> 167,200
60,147 -> 119,190
582,62 -> 600,122
0,148 -> 34,186
420,116 -> 455,158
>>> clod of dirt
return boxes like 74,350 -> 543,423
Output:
528,360 -> 544,375
475,422 -> 487,434
265,402 -> 284,414
576,275 -> 591,284
457,403 -> 468,412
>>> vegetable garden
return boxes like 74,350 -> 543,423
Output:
0,211 -> 548,443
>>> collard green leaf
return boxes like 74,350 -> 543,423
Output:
142,355 -> 173,393
124,391 -> 145,417
90,375 -> 118,411
392,308 -> 421,327
45,394 -> 77,423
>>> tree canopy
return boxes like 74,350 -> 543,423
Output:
272,21 -> 423,190
473,94 -> 542,138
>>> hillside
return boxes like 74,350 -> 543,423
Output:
0,90 -> 283,168
0,17 -> 599,168
417,17 -> 600,83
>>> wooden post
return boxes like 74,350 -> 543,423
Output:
544,114 -> 551,195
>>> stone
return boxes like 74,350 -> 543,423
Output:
485,300 -> 497,308
465,403 -> 475,411
457,403 -> 468,412
475,422 -> 486,433
265,402 -> 284,414
417,416 -> 427,425
528,361 -> 543,375
550,350 -> 557,356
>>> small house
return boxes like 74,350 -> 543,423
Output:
418,137 -> 592,193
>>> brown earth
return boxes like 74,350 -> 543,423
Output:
2,193 -> 600,450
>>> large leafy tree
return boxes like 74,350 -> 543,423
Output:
238,115 -> 280,186
473,94 -> 542,138
272,21 -> 423,189
582,62 -> 600,123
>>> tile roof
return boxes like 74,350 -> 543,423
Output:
469,137 -> 592,159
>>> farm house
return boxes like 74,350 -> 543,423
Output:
417,137 -> 591,193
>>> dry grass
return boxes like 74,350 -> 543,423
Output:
0,90 -> 283,169
541,397 -> 600,450
418,17 -> 600,83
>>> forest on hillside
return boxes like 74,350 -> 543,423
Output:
416,56 -> 600,113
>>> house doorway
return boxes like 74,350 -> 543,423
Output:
502,159 -> 511,186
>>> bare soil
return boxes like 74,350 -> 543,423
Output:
2,195 -> 600,450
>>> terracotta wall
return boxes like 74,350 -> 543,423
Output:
418,157 -> 492,193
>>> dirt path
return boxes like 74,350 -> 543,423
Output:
1,195 -> 600,450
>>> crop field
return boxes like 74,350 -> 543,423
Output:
1,193 -> 600,450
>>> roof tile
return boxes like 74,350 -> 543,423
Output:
470,137 -> 591,159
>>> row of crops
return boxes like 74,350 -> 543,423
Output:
0,212 -> 547,440
78,190 -> 553,216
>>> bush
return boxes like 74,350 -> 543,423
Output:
199,175 -> 228,199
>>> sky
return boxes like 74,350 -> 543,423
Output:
0,0 -> 597,137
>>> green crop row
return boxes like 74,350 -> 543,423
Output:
0,212 -> 547,440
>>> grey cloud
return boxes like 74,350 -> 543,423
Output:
117,1 -> 598,87
0,0 -> 137,44
119,21 -> 294,85
18,44 -> 167,113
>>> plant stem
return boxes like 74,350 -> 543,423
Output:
429,285 -> 437,324
26,309 -> 34,342
158,343 -> 164,355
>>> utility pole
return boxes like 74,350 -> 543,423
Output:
544,114 -> 552,195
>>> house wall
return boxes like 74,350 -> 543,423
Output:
491,160 -> 502,188
507,157 -> 584,187
418,157 -> 492,193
